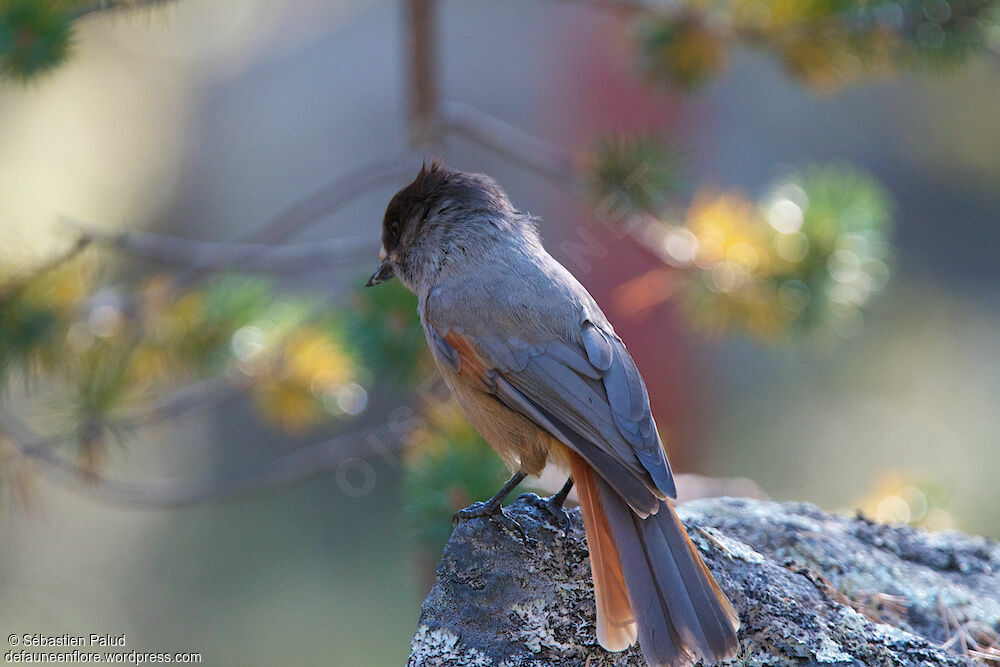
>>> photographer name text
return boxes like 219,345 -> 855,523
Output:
12,635 -> 125,648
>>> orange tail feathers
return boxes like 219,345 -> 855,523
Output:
568,451 -> 740,667
568,452 -> 638,650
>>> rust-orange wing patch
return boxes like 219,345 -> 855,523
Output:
442,330 -> 491,389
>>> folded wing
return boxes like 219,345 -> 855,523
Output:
432,319 -> 675,516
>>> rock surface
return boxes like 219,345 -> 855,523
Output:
408,496 -> 1000,666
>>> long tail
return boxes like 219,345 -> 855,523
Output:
568,452 -> 740,667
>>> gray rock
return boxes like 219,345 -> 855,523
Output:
408,496 -> 1000,666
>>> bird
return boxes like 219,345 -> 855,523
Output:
366,160 -> 740,667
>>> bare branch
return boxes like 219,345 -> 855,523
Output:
63,218 -> 374,273
110,376 -> 246,432
0,409 -> 401,508
539,0 -> 662,15
241,150 -> 418,246
171,149 -> 418,286
440,100 -> 579,187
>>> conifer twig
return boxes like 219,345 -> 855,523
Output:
67,0 -> 178,21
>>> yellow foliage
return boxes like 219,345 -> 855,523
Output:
251,327 -> 355,433
283,329 -> 353,389
42,260 -> 94,311
667,20 -> 728,84
686,190 -> 775,275
125,343 -> 175,386
254,382 -> 324,434
855,472 -> 956,531
4,249 -> 96,314
405,397 -> 479,459
163,291 -> 205,333
680,190 -> 794,339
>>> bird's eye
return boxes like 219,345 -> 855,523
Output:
388,220 -> 400,236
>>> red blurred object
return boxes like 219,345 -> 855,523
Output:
541,13 -> 714,471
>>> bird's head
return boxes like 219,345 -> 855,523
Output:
366,160 -> 534,293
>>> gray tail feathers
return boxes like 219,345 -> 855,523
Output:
596,474 -> 741,667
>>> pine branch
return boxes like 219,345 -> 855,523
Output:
0,237 -> 90,304
440,100 -> 578,187
67,0 -> 178,21
241,150 -> 420,246
110,376 -> 246,432
171,150 -> 418,287
439,101 -> 683,268
63,218 -> 374,273
0,409 -> 401,508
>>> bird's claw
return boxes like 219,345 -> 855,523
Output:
452,500 -> 495,525
519,492 -> 574,535
453,501 -> 536,546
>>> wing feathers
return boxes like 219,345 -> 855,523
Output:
582,321 -> 614,371
428,326 -> 461,373
585,323 -> 675,498
543,341 -> 602,379
430,319 -> 676,501
493,376 -> 660,516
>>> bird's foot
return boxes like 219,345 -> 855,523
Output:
452,499 -> 501,525
519,476 -> 574,534
453,500 -> 536,546
519,492 -> 574,535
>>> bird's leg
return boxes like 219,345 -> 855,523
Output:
520,476 -> 575,534
452,471 -> 526,524
453,471 -> 536,545
550,476 -> 575,508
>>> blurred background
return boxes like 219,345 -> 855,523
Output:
0,0 -> 998,664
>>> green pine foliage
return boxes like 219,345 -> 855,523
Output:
403,404 -> 523,556
0,256 -> 378,447
0,247 -> 95,381
589,135 -> 688,218
638,14 -> 727,90
0,0 -> 73,82
637,0 -> 1000,90
337,279 -> 429,385
0,287 -> 64,378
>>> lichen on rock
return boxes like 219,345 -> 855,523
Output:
408,496 -> 1000,666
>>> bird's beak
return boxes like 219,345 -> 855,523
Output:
365,261 -> 395,287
